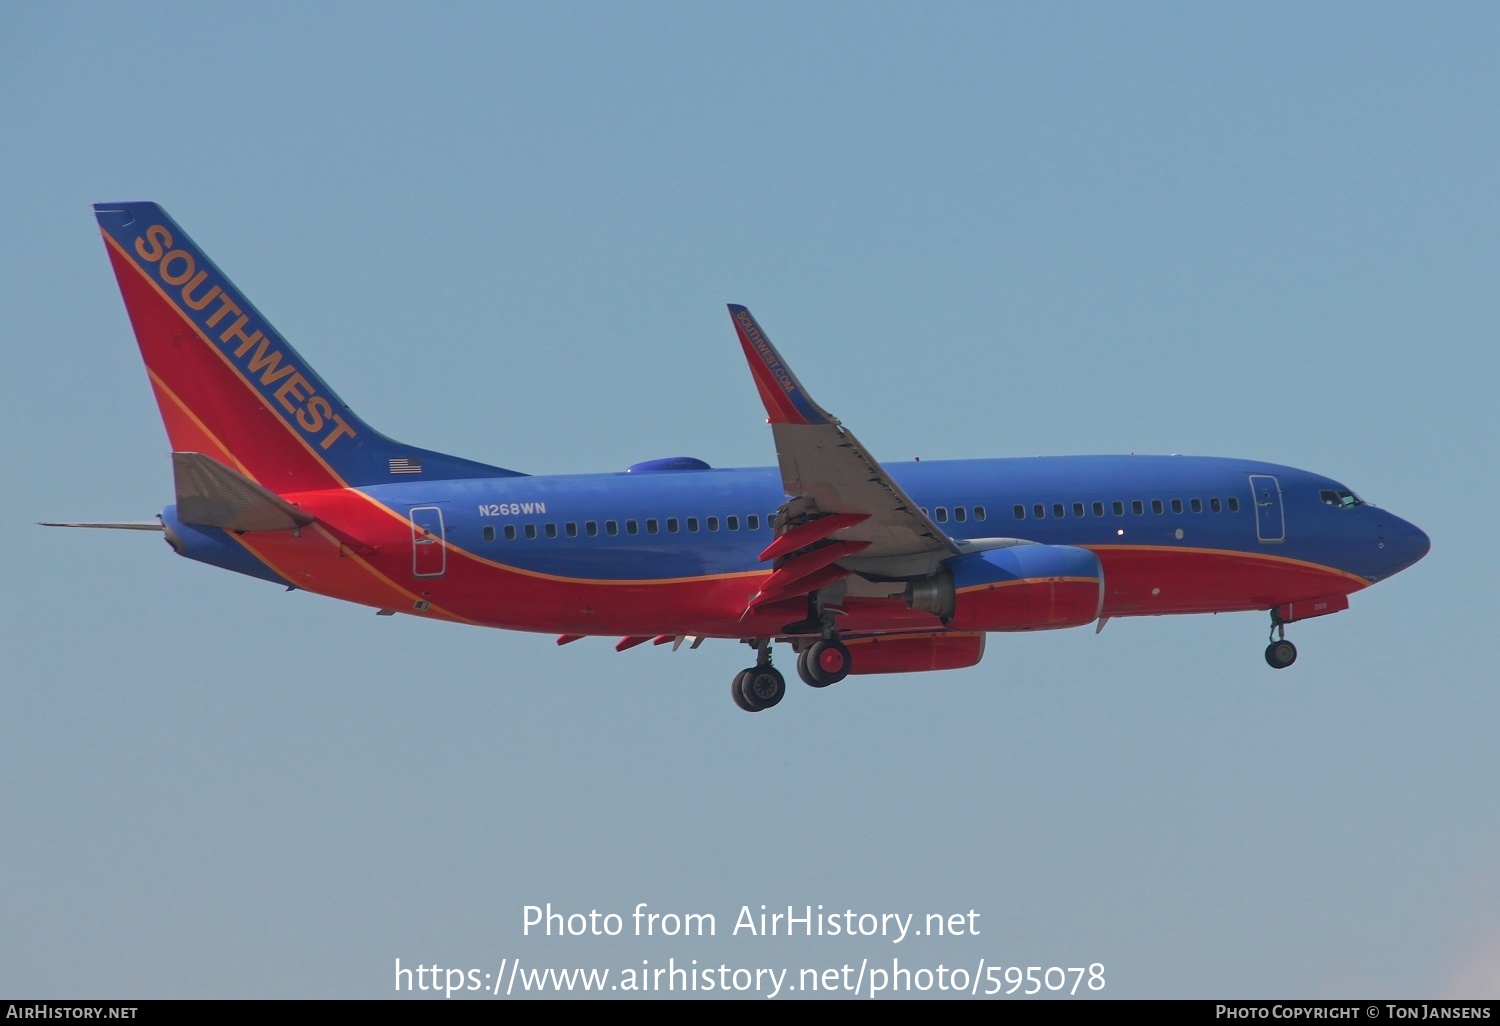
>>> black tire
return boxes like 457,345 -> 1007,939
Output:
731,668 -> 758,711
1265,640 -> 1297,669
743,667 -> 785,709
804,639 -> 850,687
796,647 -> 821,688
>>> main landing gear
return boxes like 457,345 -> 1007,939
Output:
732,640 -> 785,712
731,634 -> 853,711
797,638 -> 850,688
1265,611 -> 1297,669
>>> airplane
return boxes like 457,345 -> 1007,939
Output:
49,202 -> 1430,712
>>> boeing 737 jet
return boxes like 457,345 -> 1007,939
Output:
51,202 -> 1430,711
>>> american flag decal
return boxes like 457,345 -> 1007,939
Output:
389,457 -> 423,475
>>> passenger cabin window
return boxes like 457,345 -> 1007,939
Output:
586,521 -> 598,537
1014,504 -> 1026,520
483,526 -> 495,542
1151,500 -> 1164,515
687,517 -> 699,532
545,523 -> 558,538
1209,499 -> 1221,513
1228,497 -> 1240,513
606,520 -> 619,535
1112,501 -> 1124,516
707,516 -> 719,531
565,522 -> 578,538
727,516 -> 739,531
666,518 -> 679,533
1053,503 -> 1065,518
1132,500 -> 1144,515
1073,502 -> 1086,518
1320,489 -> 1365,509
1170,499 -> 1183,514
935,507 -> 948,523
748,515 -> 760,530
504,525 -> 517,541
525,524 -> 537,540
1190,499 -> 1202,513
1092,501 -> 1105,517
646,519 -> 659,534
974,506 -> 987,521
626,520 -> 639,535
1033,504 -> 1046,519
954,507 -> 967,522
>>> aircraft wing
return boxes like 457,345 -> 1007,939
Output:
729,305 -> 956,579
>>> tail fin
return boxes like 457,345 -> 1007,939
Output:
94,202 -> 523,490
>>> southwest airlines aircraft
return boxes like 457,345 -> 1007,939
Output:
56,202 -> 1429,712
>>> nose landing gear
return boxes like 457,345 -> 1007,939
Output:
1265,611 -> 1297,669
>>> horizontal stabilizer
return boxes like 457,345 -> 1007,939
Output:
173,452 -> 315,532
38,520 -> 164,531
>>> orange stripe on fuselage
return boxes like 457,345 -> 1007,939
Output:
954,575 -> 1099,595
287,482 -> 775,632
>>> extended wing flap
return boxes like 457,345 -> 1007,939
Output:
172,452 -> 315,532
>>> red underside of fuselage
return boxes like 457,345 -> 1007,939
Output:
1089,544 -> 1366,617
229,507 -> 1368,639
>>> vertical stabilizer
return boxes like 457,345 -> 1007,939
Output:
94,202 -> 523,490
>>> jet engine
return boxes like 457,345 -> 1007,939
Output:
905,544 -> 1102,632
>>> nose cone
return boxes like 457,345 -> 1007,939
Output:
1381,514 -> 1430,578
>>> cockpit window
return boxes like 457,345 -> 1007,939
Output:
1320,489 -> 1365,509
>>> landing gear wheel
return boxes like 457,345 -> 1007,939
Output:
796,648 -> 819,688
731,669 -> 756,711
1265,640 -> 1297,669
799,639 -> 850,687
734,666 -> 785,711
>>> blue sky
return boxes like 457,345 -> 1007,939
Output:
2,2 -> 1496,999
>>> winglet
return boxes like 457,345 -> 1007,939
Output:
727,305 -> 834,426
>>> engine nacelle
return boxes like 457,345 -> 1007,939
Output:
845,632 -> 986,674
906,544 -> 1102,632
